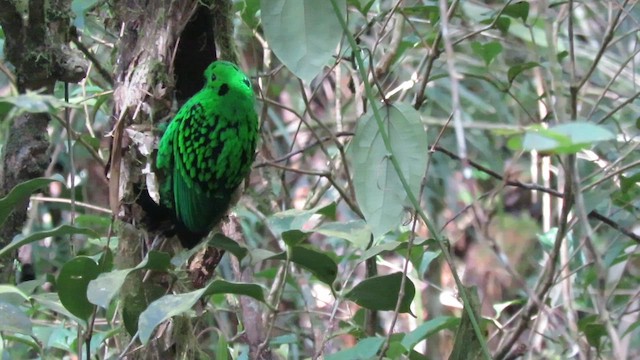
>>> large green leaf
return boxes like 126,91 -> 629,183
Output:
349,103 -> 428,239
260,0 -> 346,82
87,251 -> 171,309
57,256 -> 101,321
345,272 -> 415,313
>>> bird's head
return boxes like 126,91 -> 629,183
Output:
203,60 -> 254,99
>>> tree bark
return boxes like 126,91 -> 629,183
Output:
109,1 -> 201,358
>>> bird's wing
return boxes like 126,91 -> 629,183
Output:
172,99 -> 229,233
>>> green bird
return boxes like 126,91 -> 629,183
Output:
156,60 -> 259,248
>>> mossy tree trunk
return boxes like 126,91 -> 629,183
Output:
109,1 -> 205,358
0,0 -> 88,282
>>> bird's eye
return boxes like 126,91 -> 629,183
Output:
243,78 -> 251,88
210,73 -> 217,82
218,83 -> 230,96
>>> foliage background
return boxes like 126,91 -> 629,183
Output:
0,0 -> 639,359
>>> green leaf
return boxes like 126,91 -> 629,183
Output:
282,229 -> 309,247
74,214 -> 112,234
139,279 -> 268,344
400,5 -> 439,18
345,272 -> 415,313
238,0 -> 261,29
507,62 -> 539,83
0,285 -> 30,305
31,292 -> 85,324
362,240 -> 406,260
578,315 -> 606,352
122,284 -> 165,336
521,122 -> 615,154
348,0 -> 376,14
494,16 -> 511,32
0,225 -> 99,258
350,103 -> 428,239
87,251 -> 171,309
260,0 -> 346,82
203,280 -> 266,303
87,269 -> 131,309
325,336 -> 385,360
470,41 -> 503,66
314,220 -> 372,248
401,316 -> 459,351
271,246 -> 338,285
0,175 -> 64,228
57,256 -> 101,320
0,301 -> 32,335
503,1 -> 530,22
138,290 -> 206,344
208,233 -> 248,260
268,202 -> 336,235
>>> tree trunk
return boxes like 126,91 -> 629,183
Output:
109,1 -> 201,358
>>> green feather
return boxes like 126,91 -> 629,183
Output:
156,61 -> 259,241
